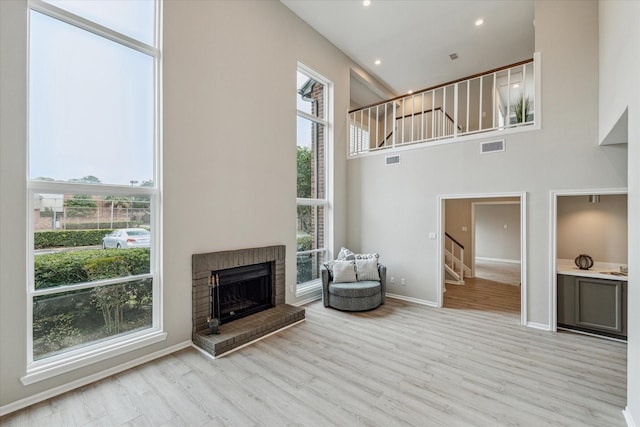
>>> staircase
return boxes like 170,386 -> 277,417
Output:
444,232 -> 466,285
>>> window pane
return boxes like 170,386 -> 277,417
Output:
297,205 -> 325,253
43,0 -> 155,45
34,193 -> 151,290
297,116 -> 325,199
296,251 -> 325,285
33,279 -> 153,360
297,71 -> 325,119
29,11 -> 154,185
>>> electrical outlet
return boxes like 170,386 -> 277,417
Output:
390,276 -> 395,284
401,278 -> 406,285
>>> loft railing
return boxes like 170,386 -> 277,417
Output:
348,58 -> 536,156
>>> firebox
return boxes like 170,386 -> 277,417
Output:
210,262 -> 273,325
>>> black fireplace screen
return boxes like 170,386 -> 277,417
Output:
210,262 -> 273,325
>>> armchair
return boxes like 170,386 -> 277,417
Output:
321,262 -> 386,311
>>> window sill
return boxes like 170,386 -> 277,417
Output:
296,280 -> 322,298
21,329 -> 167,385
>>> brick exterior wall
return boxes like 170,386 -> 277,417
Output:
310,82 -> 326,264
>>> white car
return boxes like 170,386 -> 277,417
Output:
102,228 -> 150,249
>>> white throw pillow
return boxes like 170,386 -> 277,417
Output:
332,260 -> 357,283
356,258 -> 380,281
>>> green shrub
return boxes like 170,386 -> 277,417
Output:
34,229 -> 112,249
297,235 -> 312,252
34,248 -> 150,289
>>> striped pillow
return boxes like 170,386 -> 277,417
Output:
332,260 -> 357,283
356,258 -> 380,281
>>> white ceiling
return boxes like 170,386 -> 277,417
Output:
282,0 -> 535,101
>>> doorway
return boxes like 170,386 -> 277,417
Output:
438,193 -> 527,325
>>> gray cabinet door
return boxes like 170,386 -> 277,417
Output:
574,277 -> 624,334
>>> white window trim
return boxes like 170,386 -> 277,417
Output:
296,63 -> 333,291
25,0 -> 164,384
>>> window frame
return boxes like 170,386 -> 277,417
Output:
296,63 -> 333,295
23,0 -> 165,385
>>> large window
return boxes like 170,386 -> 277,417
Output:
296,65 -> 331,291
25,0 -> 162,383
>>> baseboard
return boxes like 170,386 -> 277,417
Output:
476,257 -> 521,264
526,321 -> 551,331
624,407 -> 638,427
0,340 -> 192,417
386,293 -> 438,307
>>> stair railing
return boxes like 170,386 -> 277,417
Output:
444,232 -> 465,283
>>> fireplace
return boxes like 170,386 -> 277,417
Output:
211,262 -> 273,325
192,245 -> 305,357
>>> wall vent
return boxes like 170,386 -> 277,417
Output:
385,155 -> 400,165
480,139 -> 505,154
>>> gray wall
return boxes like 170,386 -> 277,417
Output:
346,1 -> 627,325
599,1 -> 640,422
557,194 -> 627,263
475,203 -> 521,262
0,0 -> 355,409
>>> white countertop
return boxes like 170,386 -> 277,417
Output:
557,259 -> 628,282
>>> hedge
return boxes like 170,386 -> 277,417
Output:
34,248 -> 150,289
34,229 -> 113,249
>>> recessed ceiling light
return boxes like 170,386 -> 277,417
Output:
512,83 -> 520,88
363,0 -> 371,6
449,53 -> 459,61
374,59 -> 381,65
475,18 -> 484,26
408,90 -> 413,94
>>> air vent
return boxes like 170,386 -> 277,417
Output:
480,139 -> 505,154
385,155 -> 400,165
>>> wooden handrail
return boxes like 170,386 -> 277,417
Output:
349,58 -> 534,114
445,232 -> 464,250
377,107 -> 461,147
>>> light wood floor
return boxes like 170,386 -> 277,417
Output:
444,276 -> 521,318
1,298 -> 627,426
474,259 -> 521,286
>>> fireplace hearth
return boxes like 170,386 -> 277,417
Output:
192,245 -> 305,357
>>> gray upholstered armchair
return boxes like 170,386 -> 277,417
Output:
321,261 -> 386,311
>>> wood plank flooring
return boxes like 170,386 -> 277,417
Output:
1,297 -> 627,427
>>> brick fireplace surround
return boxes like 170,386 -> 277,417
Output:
192,245 -> 305,357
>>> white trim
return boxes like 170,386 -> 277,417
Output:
29,0 -> 158,57
526,321 -> 551,331
475,257 -> 521,264
548,187 -> 627,332
386,293 -> 438,307
438,192 -> 527,326
623,407 -> 638,427
1,339 -> 190,417
292,294 -> 322,306
297,110 -> 328,127
347,123 -> 539,160
192,319 -> 306,360
295,280 -> 321,297
22,330 -> 167,385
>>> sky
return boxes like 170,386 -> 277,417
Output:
29,2 -> 155,186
